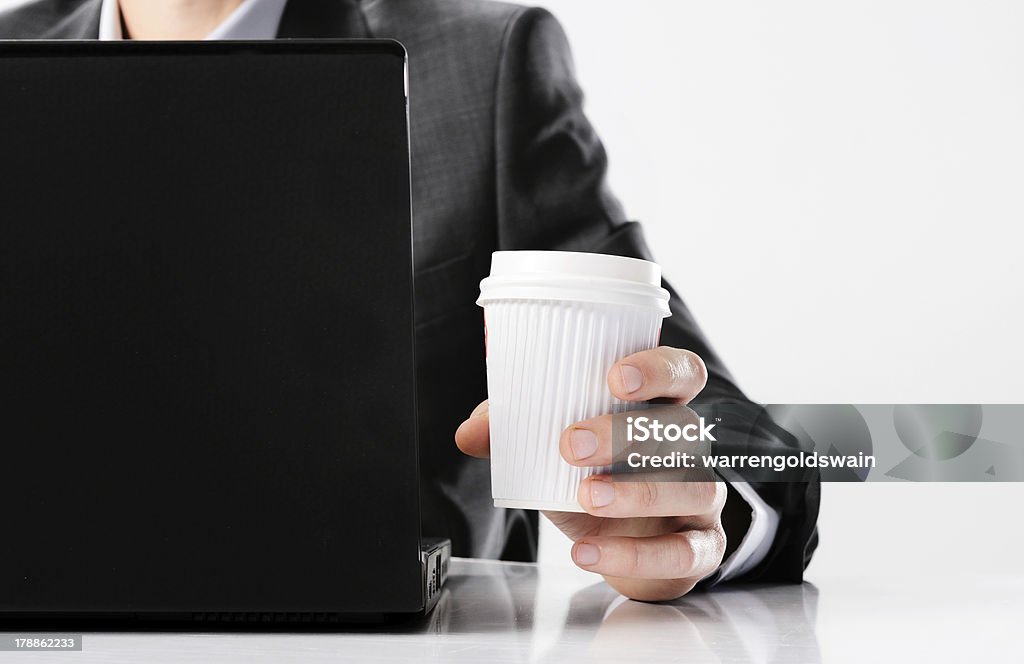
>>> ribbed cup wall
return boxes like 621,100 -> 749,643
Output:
484,299 -> 663,511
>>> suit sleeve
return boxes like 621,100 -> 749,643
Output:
491,6 -> 819,583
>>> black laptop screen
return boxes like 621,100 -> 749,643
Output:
0,41 -> 422,615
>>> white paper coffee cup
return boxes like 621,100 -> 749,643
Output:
477,251 -> 671,512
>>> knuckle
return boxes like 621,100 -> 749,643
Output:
710,524 -> 728,560
657,348 -> 684,381
628,540 -> 644,577
691,526 -> 727,576
692,481 -> 720,512
661,347 -> 708,394
710,481 -> 728,512
681,350 -> 709,390
635,482 -> 660,509
672,534 -> 698,575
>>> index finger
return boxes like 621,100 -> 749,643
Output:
608,346 -> 707,403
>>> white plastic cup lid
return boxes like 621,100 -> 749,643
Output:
477,251 -> 671,316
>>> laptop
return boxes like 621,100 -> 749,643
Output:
0,40 -> 448,624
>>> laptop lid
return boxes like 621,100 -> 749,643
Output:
0,40 -> 423,617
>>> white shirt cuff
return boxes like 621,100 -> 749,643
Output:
712,470 -> 780,583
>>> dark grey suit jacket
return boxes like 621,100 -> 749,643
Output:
0,0 -> 819,583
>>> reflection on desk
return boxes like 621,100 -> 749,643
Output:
11,558 -> 1023,663
425,559 -> 820,662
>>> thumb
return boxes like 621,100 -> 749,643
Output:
455,400 -> 491,458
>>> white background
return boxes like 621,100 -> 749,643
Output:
2,0 -> 1022,578
536,0 -> 1024,578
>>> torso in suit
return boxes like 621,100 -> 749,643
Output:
0,0 -> 819,581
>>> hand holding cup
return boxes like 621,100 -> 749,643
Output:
459,252 -> 727,601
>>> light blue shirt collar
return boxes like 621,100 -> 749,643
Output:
98,0 -> 290,40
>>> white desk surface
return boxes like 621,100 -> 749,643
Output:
7,558 -> 1023,663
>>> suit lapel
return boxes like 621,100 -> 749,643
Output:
42,0 -> 102,38
276,0 -> 370,38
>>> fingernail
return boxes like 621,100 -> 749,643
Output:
570,428 -> 598,460
589,480 -> 615,508
620,365 -> 644,393
575,542 -> 601,566
471,402 -> 489,418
